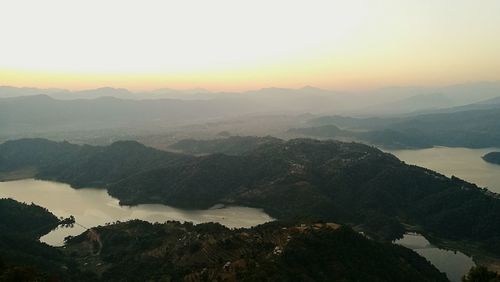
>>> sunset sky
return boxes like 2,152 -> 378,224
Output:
1,0 -> 499,91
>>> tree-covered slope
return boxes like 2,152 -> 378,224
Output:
64,220 -> 448,282
0,138 -> 193,187
0,199 -> 93,281
169,135 -> 281,156
109,139 -> 500,252
0,199 -> 448,281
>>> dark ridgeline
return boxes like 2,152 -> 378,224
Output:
169,136 -> 282,156
0,138 -> 193,188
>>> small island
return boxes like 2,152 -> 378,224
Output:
482,152 -> 500,165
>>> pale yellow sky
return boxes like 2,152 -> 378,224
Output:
0,0 -> 499,91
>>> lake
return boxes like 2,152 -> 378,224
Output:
0,179 -> 274,246
395,233 -> 475,282
388,147 -> 500,193
388,146 -> 500,280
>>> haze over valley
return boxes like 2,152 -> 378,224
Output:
2,1 -> 500,281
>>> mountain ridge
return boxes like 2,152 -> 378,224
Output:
1,137 -> 500,261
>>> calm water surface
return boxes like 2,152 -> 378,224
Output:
395,233 -> 475,282
388,147 -> 500,193
0,179 -> 274,246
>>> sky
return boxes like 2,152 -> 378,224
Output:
0,0 -> 499,91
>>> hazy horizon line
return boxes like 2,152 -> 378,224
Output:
2,80 -> 500,95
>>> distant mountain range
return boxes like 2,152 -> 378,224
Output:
0,86 -> 210,100
291,99 -> 500,148
0,86 -> 351,114
0,88 -> 347,140
1,81 -> 499,145
0,94 -> 257,137
353,81 -> 500,116
420,95 -> 500,114
2,81 -> 500,115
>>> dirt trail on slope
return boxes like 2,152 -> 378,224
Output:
87,228 -> 103,255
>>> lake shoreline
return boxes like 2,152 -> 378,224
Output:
388,146 -> 500,193
0,167 -> 38,182
0,179 -> 275,247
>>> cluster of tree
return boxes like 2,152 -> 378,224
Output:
462,266 -> 500,282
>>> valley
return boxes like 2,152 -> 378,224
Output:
3,2 -> 500,280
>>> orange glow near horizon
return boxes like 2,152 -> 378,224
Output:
1,0 -> 500,92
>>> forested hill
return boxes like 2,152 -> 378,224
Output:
111,138 -> 500,256
0,138 -> 193,187
62,220 -> 448,282
0,198 -> 59,239
483,152 -> 500,165
0,199 -> 448,281
2,138 -> 500,258
169,135 -> 281,155
0,199 -> 90,281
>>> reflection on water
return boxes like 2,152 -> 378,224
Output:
395,233 -> 475,282
388,147 -> 500,193
0,179 -> 274,246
